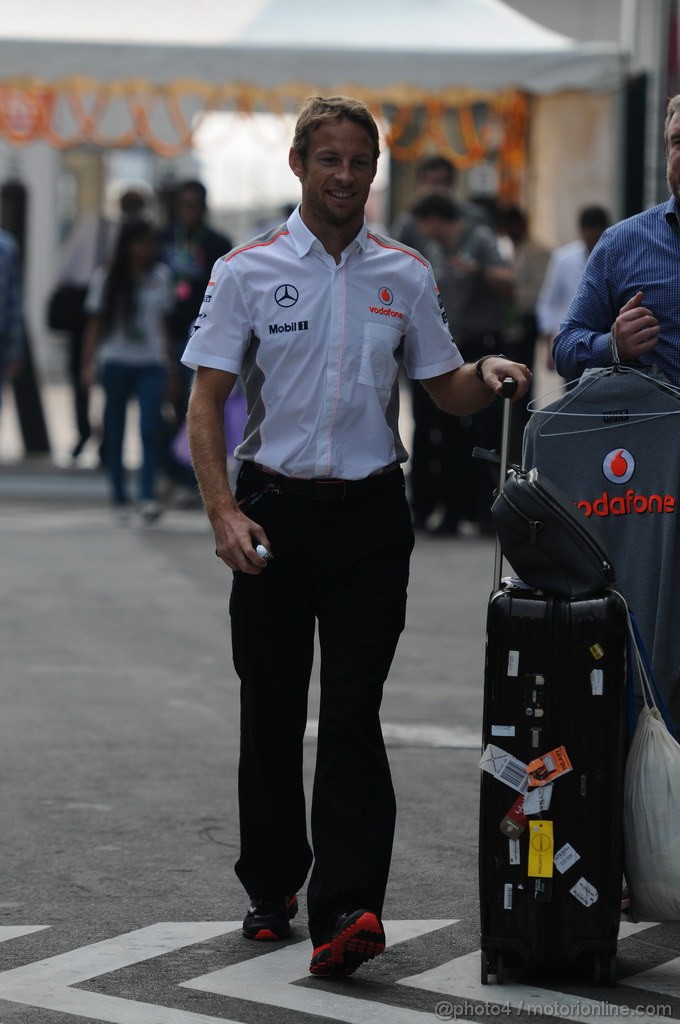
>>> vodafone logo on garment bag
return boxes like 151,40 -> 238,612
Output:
575,446 -> 677,518
602,448 -> 635,484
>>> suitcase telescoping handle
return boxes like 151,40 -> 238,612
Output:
493,377 -> 518,591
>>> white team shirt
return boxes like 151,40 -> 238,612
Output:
535,239 -> 588,337
182,207 -> 462,479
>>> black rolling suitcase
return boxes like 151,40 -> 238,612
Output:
478,383 -> 628,985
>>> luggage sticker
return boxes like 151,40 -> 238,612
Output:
509,839 -> 521,865
523,782 -> 553,814
480,744 -> 529,793
527,820 -> 553,878
570,876 -> 598,907
491,724 -> 516,737
504,883 -> 513,909
554,842 -> 581,874
590,643 -> 605,660
527,745 -> 573,787
507,650 -> 520,677
590,668 -> 604,695
533,878 -> 553,902
500,794 -> 527,837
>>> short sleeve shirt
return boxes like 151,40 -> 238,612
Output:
182,207 -> 462,479
85,263 -> 173,366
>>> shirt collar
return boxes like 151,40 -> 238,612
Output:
287,205 -> 368,259
664,194 -> 680,232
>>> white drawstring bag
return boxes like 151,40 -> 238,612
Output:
623,612 -> 680,921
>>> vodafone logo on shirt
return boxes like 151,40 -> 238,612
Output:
369,285 -> 404,319
574,446 -> 676,518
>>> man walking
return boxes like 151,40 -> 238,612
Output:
0,227 -> 24,398
537,206 -> 612,375
183,95 -> 530,978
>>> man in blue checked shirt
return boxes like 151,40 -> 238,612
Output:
0,228 -> 24,398
553,94 -> 680,384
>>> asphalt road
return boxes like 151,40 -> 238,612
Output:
0,469 -> 679,1024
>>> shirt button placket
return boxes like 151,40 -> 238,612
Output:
315,259 -> 347,477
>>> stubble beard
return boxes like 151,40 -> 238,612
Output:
308,191 -> 360,229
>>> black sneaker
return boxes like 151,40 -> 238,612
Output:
242,894 -> 298,941
309,908 -> 386,976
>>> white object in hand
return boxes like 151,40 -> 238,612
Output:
256,544 -> 272,561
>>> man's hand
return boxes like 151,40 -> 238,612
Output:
422,357 -> 531,415
614,291 -> 660,361
478,356 -> 532,400
213,505 -> 272,575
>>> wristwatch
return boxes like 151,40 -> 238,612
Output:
475,353 -> 506,381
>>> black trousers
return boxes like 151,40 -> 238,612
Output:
67,326 -> 91,448
231,465 -> 414,946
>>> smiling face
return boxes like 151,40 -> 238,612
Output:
289,118 -> 377,242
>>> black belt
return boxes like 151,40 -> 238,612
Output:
240,463 -> 403,501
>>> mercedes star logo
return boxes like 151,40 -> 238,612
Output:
275,284 -> 299,308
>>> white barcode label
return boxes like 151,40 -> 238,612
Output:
590,669 -> 604,695
509,839 -> 520,865
480,744 -> 529,793
555,843 -> 580,874
523,783 -> 553,814
507,651 -> 520,677
570,876 -> 598,907
491,724 -> 516,737
504,883 -> 513,909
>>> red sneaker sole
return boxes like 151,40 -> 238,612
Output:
310,911 -> 385,976
245,927 -> 291,941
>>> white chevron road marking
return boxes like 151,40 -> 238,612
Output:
0,919 -> 675,1024
183,919 -> 458,1022
0,922 -> 242,1024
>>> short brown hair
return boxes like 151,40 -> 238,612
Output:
665,94 -> 680,147
292,95 -> 380,163
411,191 -> 462,222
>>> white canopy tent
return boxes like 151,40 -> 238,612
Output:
0,0 -> 623,95
0,0 -> 626,371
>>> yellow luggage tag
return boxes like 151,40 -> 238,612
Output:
527,819 -> 554,878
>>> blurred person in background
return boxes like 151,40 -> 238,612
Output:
81,220 -> 174,523
393,156 -> 491,531
392,154 -> 489,260
392,156 -> 456,531
0,228 -> 24,401
160,180 -> 233,503
161,182 -> 232,409
392,154 -> 458,264
500,205 -> 551,447
536,205 -> 611,374
411,190 -> 514,534
52,183 -> 153,461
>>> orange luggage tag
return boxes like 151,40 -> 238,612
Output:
527,745 -> 572,788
